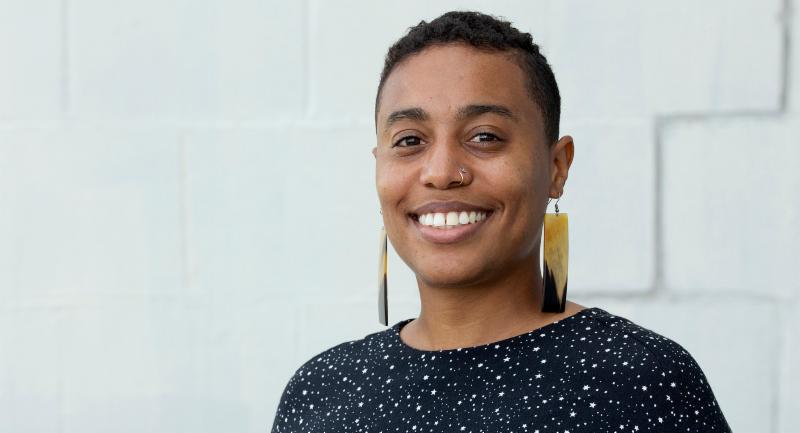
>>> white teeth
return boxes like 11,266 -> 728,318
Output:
416,210 -> 490,229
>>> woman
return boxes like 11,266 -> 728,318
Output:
271,11 -> 732,433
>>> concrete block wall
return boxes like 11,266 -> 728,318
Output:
0,1 -> 796,432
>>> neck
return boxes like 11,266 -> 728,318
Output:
406,252 -> 565,351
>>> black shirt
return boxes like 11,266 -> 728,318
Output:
270,307 -> 732,432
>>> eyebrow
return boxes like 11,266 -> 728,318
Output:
384,107 -> 429,131
456,104 -> 517,122
383,104 -> 518,133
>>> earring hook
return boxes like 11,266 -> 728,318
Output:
547,191 -> 563,215
554,191 -> 561,214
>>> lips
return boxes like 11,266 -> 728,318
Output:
408,208 -> 494,244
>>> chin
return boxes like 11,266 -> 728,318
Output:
413,261 -> 490,288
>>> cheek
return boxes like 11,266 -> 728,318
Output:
374,159 -> 394,202
489,158 -> 538,199
375,164 -> 415,249
493,159 -> 546,223
375,160 -> 410,208
375,177 -> 391,207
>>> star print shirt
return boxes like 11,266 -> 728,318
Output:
270,307 -> 732,433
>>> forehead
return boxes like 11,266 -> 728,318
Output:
377,43 -> 539,125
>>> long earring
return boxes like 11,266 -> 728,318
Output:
541,192 -> 569,313
378,219 -> 389,326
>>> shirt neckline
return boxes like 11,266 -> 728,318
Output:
390,307 -> 603,356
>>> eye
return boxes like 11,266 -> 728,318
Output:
393,135 -> 422,147
469,131 -> 502,144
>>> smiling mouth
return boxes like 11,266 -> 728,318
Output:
408,210 -> 494,229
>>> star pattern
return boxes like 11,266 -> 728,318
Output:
271,307 -> 731,432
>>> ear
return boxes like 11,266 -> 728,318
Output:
549,135 -> 574,197
372,146 -> 377,159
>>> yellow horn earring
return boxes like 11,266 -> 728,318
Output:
378,210 -> 388,326
542,192 -> 569,313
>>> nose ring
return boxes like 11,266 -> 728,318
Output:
458,167 -> 468,185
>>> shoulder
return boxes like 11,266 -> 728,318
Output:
582,308 -> 711,381
582,307 -> 697,366
296,325 -> 391,375
278,329 -> 391,415
581,307 -> 732,431
278,329 -> 380,392
270,328 -> 389,432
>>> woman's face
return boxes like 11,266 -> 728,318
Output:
374,43 -> 570,288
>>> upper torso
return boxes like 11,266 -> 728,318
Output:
270,307 -> 732,433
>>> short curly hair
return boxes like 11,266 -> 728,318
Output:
375,10 -> 561,144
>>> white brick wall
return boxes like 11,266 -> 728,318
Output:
69,0 -> 307,122
662,118 -> 800,296
0,1 -> 796,432
0,1 -> 62,120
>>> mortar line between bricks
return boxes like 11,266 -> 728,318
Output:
779,0 -> 793,112
57,1 -> 68,427
653,117 -> 664,295
303,0 -> 312,120
56,308 -> 65,433
179,133 -> 190,290
657,110 -> 785,123
772,1 -> 793,430
769,304 -> 784,433
60,0 -> 70,118
574,291 -> 783,304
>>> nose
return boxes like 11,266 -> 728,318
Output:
419,138 -> 464,189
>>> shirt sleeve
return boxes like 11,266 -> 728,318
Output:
269,341 -> 357,432
269,365 -> 308,433
650,340 -> 733,432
